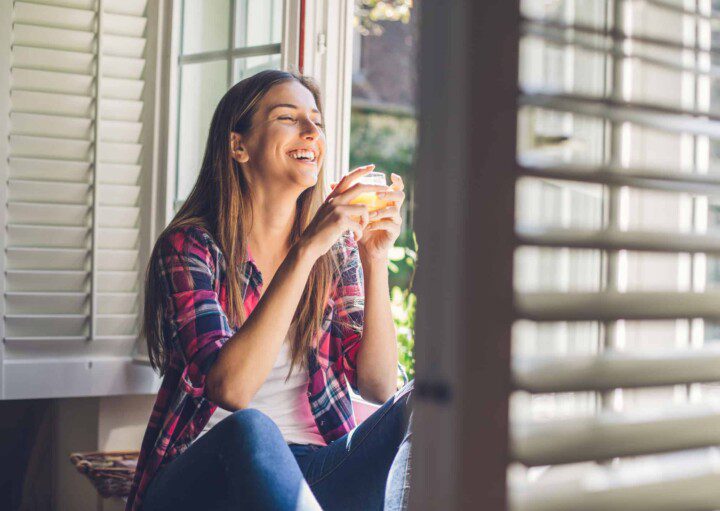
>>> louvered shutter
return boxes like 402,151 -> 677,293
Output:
2,0 -> 158,398
510,0 -> 720,509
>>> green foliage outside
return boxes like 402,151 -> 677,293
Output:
354,0 -> 414,36
350,108 -> 417,382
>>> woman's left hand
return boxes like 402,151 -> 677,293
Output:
358,173 -> 405,262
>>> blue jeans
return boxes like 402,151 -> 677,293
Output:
142,379 -> 413,511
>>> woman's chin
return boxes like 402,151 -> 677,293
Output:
293,163 -> 320,186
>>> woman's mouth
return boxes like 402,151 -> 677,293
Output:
288,149 -> 317,165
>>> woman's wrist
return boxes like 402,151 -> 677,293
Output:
358,246 -> 389,269
293,237 -> 321,268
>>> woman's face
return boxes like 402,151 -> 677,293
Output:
233,80 -> 326,191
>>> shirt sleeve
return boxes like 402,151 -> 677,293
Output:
331,233 -> 365,394
158,226 -> 234,398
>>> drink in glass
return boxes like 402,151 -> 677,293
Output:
348,171 -> 390,213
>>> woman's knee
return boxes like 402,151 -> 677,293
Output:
216,408 -> 282,445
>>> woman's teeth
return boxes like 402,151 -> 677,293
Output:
288,150 -> 316,162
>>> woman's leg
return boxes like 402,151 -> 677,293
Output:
143,408 -> 322,511
291,379 -> 414,511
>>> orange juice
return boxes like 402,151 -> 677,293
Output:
346,170 -> 390,222
349,191 -> 391,213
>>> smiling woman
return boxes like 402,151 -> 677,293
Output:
127,69 -> 413,511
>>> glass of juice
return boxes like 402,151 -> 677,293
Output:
348,171 -> 391,214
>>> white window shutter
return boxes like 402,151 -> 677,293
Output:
510,1 -> 720,510
1,0 -> 159,399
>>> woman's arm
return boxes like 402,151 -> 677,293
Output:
355,255 -> 399,404
206,168 -> 383,410
353,172 -> 407,403
206,242 -> 316,410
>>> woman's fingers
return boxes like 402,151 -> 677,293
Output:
390,172 -> 405,191
333,164 -> 375,195
364,219 -> 402,234
377,189 -> 405,207
368,205 -> 402,224
334,183 -> 388,204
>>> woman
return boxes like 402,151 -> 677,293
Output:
126,69 -> 414,511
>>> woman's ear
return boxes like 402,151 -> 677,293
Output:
230,131 -> 250,163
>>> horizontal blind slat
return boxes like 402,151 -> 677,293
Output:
515,291 -> 720,320
513,348 -> 720,392
512,405 -> 720,465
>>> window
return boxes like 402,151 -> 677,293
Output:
174,0 -> 284,206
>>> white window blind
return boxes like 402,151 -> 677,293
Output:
510,0 -> 720,509
1,0 -> 159,399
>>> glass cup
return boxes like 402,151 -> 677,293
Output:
348,171 -> 391,214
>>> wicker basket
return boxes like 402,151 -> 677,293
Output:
69,450 -> 139,499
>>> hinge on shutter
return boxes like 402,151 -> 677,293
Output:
317,33 -> 327,54
415,379 -> 452,403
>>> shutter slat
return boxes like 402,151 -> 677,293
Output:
103,13 -> 147,38
96,163 -> 141,185
8,179 -> 90,204
13,1 -> 95,31
11,90 -> 92,117
6,270 -> 88,292
509,448 -> 720,511
9,134 -> 92,161
516,227 -> 720,254
97,206 -> 139,228
516,291 -> 720,321
99,98 -> 142,121
99,142 -> 142,164
9,157 -> 90,182
513,348 -> 720,392
13,23 -> 95,53
12,45 -> 94,74
512,405 -> 720,466
100,120 -> 142,143
7,225 -> 89,248
517,161 -> 720,195
98,184 -> 140,205
32,0 -> 95,10
11,112 -> 93,139
96,249 -> 138,271
96,314 -> 138,336
519,91 -> 720,139
11,68 -> 94,95
97,272 -> 138,292
6,247 -> 88,270
101,77 -> 144,100
8,203 -> 89,226
97,293 -> 138,314
103,56 -> 145,80
102,34 -> 146,58
97,229 -> 139,249
104,0 -> 147,17
5,315 -> 88,338
6,292 -> 88,315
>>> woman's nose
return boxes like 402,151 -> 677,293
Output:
300,118 -> 321,139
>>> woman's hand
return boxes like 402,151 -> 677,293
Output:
357,173 -> 405,262
299,165 -> 386,261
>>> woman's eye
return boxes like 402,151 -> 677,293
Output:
279,116 -> 323,128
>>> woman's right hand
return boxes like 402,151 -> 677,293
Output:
300,164 -> 386,261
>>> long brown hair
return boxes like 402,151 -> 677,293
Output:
143,69 -> 336,382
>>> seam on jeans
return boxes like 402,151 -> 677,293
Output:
308,391 -> 411,488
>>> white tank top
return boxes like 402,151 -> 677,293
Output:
196,331 -> 327,446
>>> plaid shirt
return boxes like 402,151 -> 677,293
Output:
126,225 -> 366,511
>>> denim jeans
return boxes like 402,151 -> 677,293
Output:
142,379 -> 413,511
